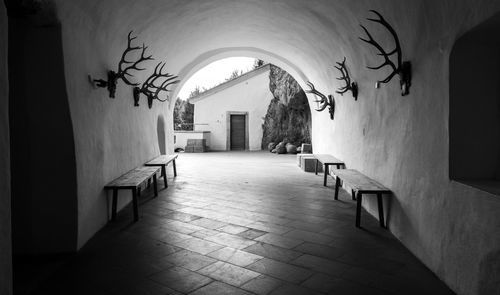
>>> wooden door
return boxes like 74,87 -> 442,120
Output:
230,115 -> 246,150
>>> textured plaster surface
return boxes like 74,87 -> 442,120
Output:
0,2 -> 11,294
38,1 -> 500,294
193,66 -> 272,150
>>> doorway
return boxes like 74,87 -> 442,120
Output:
228,112 -> 248,150
230,114 -> 246,150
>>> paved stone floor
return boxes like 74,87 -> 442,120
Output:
33,151 -> 454,295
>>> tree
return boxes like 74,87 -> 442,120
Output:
188,85 -> 205,98
225,70 -> 243,81
173,97 -> 194,130
253,59 -> 265,69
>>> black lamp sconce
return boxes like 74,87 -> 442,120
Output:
335,57 -> 358,100
91,31 -> 153,98
359,10 -> 412,96
133,62 -> 180,109
305,81 -> 335,120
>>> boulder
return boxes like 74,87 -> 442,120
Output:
286,144 -> 297,154
268,142 -> 276,152
275,142 -> 287,154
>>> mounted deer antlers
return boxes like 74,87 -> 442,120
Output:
94,31 -> 153,98
359,10 -> 411,96
335,57 -> 358,100
133,62 -> 180,108
305,82 -> 335,120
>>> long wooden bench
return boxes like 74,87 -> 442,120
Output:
144,154 -> 178,188
313,154 -> 345,186
104,166 -> 160,222
332,169 -> 391,228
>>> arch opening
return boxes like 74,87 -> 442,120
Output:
172,52 -> 312,152
169,47 -> 311,110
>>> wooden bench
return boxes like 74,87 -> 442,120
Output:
332,169 -> 391,228
104,166 -> 160,222
313,154 -> 345,186
144,154 -> 178,188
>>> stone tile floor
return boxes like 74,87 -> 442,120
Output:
31,151 -> 454,295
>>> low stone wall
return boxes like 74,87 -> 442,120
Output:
174,131 -> 211,151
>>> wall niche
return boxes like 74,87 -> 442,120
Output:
449,12 -> 500,195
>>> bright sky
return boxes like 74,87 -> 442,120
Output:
177,57 -> 256,100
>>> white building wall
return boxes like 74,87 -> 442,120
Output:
193,67 -> 272,151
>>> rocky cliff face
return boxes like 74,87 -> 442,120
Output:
261,65 -> 311,149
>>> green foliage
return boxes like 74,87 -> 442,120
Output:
225,70 -> 243,81
253,59 -> 265,69
173,97 -> 194,131
188,85 -> 206,99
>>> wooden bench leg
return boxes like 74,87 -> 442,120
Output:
315,159 -> 319,175
334,176 -> 340,200
336,164 -> 343,186
111,188 -> 118,221
323,164 -> 328,186
356,193 -> 362,228
153,174 -> 158,197
377,193 -> 385,228
161,165 -> 168,188
173,160 -> 177,177
132,188 -> 139,222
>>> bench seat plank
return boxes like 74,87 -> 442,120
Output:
331,169 -> 391,228
104,166 -> 160,222
105,167 -> 160,189
313,154 -> 345,186
332,169 -> 390,194
144,154 -> 178,187
313,154 -> 344,165
144,154 -> 178,166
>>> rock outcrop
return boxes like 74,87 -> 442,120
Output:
261,65 -> 311,149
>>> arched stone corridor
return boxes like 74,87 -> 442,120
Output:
1,1 -> 500,294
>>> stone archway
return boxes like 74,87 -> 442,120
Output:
168,47 -> 311,110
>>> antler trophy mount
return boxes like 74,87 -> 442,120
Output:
335,57 -> 358,100
133,62 -> 180,109
93,31 -> 154,98
305,82 -> 335,120
359,10 -> 411,96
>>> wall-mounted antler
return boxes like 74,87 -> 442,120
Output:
133,62 -> 180,108
359,10 -> 411,96
93,30 -> 154,98
335,57 -> 358,100
305,82 -> 335,120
